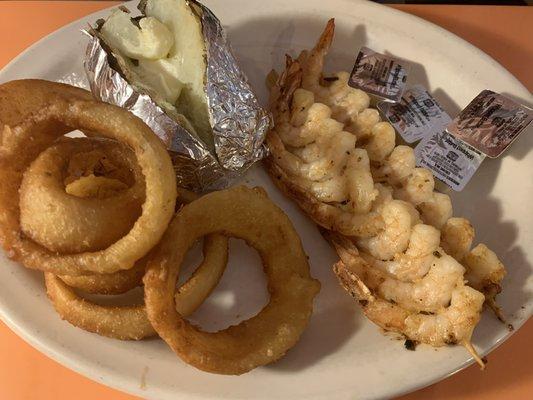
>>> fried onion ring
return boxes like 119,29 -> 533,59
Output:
19,137 -> 145,253
58,232 -> 228,300
144,185 -> 320,375
45,272 -> 155,340
58,262 -> 146,295
0,79 -> 92,129
44,177 -> 229,337
0,82 -> 177,275
57,186 -> 228,298
47,233 -> 229,339
174,234 -> 228,315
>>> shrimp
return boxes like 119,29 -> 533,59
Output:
329,234 -> 485,368
306,130 -> 356,180
357,200 -> 419,260
289,148 -> 378,209
395,168 -> 435,205
366,223 -> 441,281
345,149 -> 379,214
371,145 -> 504,319
307,176 -> 346,203
357,224 -> 462,314
288,88 -> 315,125
441,217 -> 474,261
404,285 -> 485,360
267,53 -> 384,234
373,146 -> 434,205
363,122 -> 396,163
299,18 -> 335,101
277,102 -> 342,147
291,143 -> 321,162
268,75 -> 357,182
325,71 -> 370,124
266,157 -> 384,238
372,183 -> 394,209
418,192 -> 453,229
298,19 -> 374,134
463,244 -> 506,321
267,19 -> 503,365
373,145 -> 416,184
271,130 -> 354,181
378,252 -> 465,313
347,108 -> 381,140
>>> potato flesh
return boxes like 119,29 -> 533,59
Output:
100,10 -> 174,60
101,0 -> 213,149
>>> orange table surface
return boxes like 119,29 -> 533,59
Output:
0,1 -> 532,400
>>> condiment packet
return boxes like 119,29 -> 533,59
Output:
348,47 -> 410,102
378,84 -> 451,143
446,90 -> 533,158
415,129 -> 485,191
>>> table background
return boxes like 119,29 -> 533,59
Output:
0,1 -> 531,399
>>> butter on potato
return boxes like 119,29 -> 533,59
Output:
100,0 -> 212,149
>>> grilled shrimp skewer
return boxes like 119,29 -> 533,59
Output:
266,61 -> 383,238
327,232 -> 485,368
293,18 -> 506,316
265,19 -> 506,367
266,63 -> 487,365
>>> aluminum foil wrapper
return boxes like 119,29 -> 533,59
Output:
84,0 -> 271,191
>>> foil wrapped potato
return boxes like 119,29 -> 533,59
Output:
85,0 -> 271,191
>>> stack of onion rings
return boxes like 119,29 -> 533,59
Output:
19,135 -> 229,339
0,80 -> 319,373
0,80 -> 230,341
0,94 -> 177,275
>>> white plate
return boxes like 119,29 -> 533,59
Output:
0,1 -> 532,399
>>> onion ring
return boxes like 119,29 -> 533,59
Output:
43,173 -> 227,301
43,174 -> 228,336
45,272 -> 155,340
0,79 -> 93,130
47,233 -> 229,339
143,185 -> 320,375
58,232 -> 228,300
18,135 -> 146,294
58,262 -> 147,295
56,185 -> 228,298
174,234 -> 228,315
0,81 -> 177,275
19,137 -> 145,253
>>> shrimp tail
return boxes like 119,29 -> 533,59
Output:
300,19 -> 336,90
324,230 -> 375,301
332,260 -> 374,303
314,18 -> 335,56
269,55 -> 302,113
265,69 -> 279,91
462,340 -> 485,370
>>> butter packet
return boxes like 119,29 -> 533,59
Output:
415,90 -> 531,191
446,90 -> 533,158
415,129 -> 485,191
348,46 -> 410,102
378,84 -> 451,143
